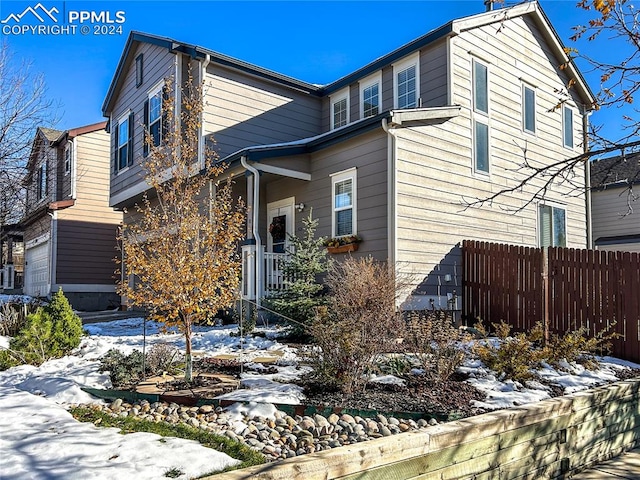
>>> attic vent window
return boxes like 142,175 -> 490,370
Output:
135,54 -> 144,87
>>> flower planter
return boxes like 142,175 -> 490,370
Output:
327,243 -> 359,254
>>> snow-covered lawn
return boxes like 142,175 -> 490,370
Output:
0,313 -> 638,479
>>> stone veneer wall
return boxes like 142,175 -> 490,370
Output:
208,378 -> 640,480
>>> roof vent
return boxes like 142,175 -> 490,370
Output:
484,0 -> 494,11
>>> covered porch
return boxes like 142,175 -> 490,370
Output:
234,153 -> 312,304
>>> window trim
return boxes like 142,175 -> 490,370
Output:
359,71 -> 382,119
144,82 -> 164,155
522,83 -> 536,135
135,54 -> 144,87
472,59 -> 489,115
330,167 -> 357,238
393,53 -> 420,109
115,111 -> 133,174
538,202 -> 567,248
562,105 -> 574,149
330,88 -> 349,130
473,120 -> 490,175
36,162 -> 47,201
64,143 -> 72,175
471,57 -> 490,175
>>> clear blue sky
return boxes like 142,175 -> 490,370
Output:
0,0 -> 633,143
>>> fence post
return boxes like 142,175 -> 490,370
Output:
542,247 -> 549,344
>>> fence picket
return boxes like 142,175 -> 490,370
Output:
462,240 -> 640,363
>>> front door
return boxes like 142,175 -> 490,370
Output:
266,198 -> 295,293
267,198 -> 295,254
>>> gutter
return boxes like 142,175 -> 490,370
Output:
241,155 -> 262,307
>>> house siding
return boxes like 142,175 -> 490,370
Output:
203,64 -> 322,159
394,15 -> 587,307
259,130 -> 389,260
109,43 -> 175,204
592,187 -> 640,251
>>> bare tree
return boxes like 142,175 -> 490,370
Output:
0,41 -> 58,228
117,75 -> 245,382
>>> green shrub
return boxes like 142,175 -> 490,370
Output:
1,290 -> 83,368
472,321 -> 545,382
264,211 -> 329,336
99,349 -> 148,388
47,289 -> 84,356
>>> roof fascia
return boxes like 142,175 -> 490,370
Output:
322,22 -> 454,95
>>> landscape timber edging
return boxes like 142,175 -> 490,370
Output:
206,377 -> 640,480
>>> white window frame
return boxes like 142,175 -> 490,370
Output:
393,53 -> 420,109
330,88 -> 349,130
538,202 -> 567,248
562,105 -> 574,149
359,71 -> 382,119
116,112 -> 131,173
64,143 -> 72,175
148,82 -> 163,148
330,168 -> 357,238
522,83 -> 536,135
472,58 -> 490,175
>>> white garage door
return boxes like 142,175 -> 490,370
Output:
25,242 -> 50,297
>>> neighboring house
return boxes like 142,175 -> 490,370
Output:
590,153 -> 640,252
103,1 -> 594,311
21,122 -> 123,310
0,224 -> 23,292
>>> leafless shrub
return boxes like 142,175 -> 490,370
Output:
146,342 -> 180,375
0,302 -> 28,336
307,256 -> 409,394
404,310 -> 469,381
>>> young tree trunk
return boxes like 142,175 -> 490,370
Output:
184,320 -> 193,382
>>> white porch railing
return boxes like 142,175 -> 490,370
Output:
241,245 -> 290,299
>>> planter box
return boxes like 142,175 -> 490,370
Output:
327,243 -> 359,254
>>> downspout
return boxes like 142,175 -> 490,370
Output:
241,155 -> 262,308
583,109 -> 593,248
381,117 -> 398,266
47,211 -> 57,297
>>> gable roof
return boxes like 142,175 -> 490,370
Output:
102,1 -> 595,116
591,153 -> 640,189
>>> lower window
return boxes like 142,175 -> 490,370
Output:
539,204 -> 566,247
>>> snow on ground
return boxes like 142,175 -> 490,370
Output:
0,315 -> 638,479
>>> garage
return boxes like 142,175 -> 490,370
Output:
24,241 -> 50,297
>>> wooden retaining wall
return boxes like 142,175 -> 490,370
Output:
208,378 -> 640,480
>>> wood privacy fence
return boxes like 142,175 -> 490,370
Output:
462,240 -> 640,363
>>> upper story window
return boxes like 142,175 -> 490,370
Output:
394,53 -> 419,109
472,58 -> 490,174
473,60 -> 488,115
563,105 -> 574,149
523,84 -> 536,134
115,112 -> 133,172
36,162 -> 47,200
539,203 -> 566,248
331,89 -> 349,130
144,85 -> 163,155
360,73 -> 381,119
64,144 -> 72,175
135,54 -> 143,87
331,168 -> 357,237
